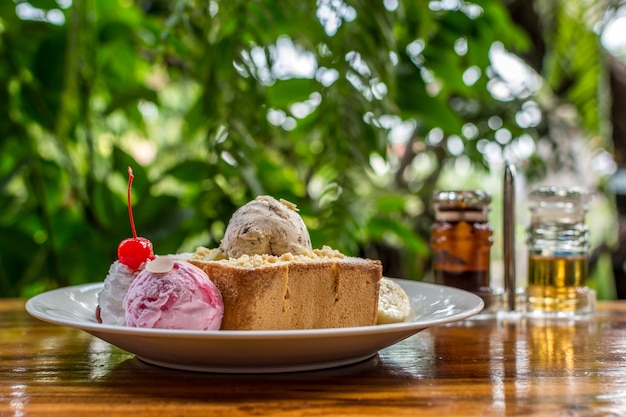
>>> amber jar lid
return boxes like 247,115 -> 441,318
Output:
432,190 -> 491,222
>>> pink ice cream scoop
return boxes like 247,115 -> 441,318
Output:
124,257 -> 224,330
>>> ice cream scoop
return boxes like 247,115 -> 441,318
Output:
220,195 -> 312,258
124,257 -> 224,330
377,278 -> 411,324
97,261 -> 141,325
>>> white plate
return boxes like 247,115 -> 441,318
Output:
25,279 -> 483,373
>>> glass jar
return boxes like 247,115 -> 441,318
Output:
525,186 -> 594,315
430,190 -> 497,311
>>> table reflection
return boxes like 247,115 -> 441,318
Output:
427,316 -> 609,415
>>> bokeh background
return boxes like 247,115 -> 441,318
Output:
1,0 -> 626,299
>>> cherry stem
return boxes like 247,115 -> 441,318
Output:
127,166 -> 138,239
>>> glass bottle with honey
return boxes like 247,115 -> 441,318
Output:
430,190 -> 499,312
525,186 -> 595,316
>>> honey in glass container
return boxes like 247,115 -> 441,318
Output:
431,190 -> 496,311
525,186 -> 593,315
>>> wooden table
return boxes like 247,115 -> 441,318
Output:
2,299 -> 626,416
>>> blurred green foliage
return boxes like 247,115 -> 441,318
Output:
0,0 -> 612,297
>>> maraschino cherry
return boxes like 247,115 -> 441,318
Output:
117,166 -> 155,270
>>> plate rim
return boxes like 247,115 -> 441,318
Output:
24,278 -> 485,373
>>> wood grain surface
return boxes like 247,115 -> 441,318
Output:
2,299 -> 626,416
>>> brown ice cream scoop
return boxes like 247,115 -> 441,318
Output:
219,195 -> 313,258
